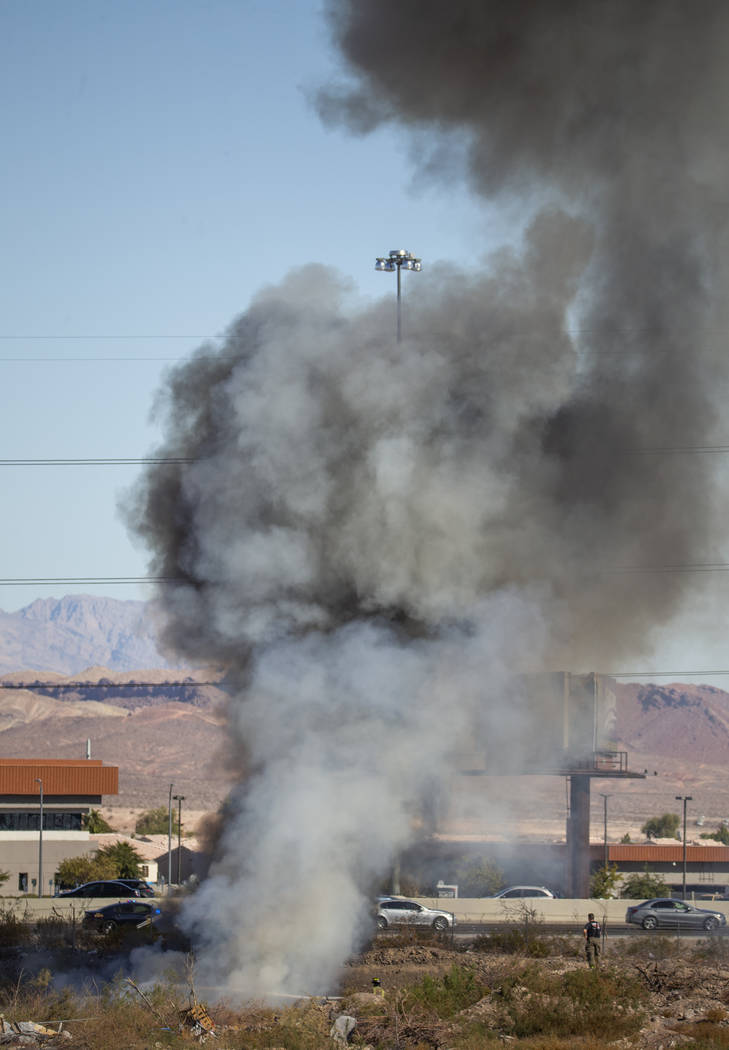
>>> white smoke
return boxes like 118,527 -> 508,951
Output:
126,0 -> 729,1000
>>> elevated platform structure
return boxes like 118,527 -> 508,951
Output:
455,672 -> 646,896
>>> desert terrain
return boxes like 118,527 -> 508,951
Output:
0,670 -> 728,847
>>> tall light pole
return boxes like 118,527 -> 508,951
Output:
675,795 -> 693,899
599,793 -> 611,870
375,249 -> 422,342
173,794 -> 185,885
167,783 -> 174,893
35,778 -> 43,898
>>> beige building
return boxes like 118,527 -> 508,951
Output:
0,758 -> 118,895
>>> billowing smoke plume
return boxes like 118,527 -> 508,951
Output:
128,1 -> 729,998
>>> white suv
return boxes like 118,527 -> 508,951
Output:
491,886 -> 557,898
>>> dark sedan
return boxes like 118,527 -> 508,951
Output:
625,898 -> 727,931
58,880 -> 142,898
82,900 -> 161,934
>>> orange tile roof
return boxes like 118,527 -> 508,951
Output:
609,844 -> 729,863
0,760 -> 118,797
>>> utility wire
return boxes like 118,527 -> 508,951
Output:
5,448 -> 729,466
0,577 -> 179,585
0,458 -> 193,466
9,562 -> 729,585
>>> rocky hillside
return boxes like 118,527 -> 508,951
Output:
615,681 -> 729,766
0,594 -> 188,674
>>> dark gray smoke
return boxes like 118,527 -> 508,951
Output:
126,1 -> 729,998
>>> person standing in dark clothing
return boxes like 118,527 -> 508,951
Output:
583,912 -> 602,967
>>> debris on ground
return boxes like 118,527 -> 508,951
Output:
329,1013 -> 356,1045
0,1017 -> 72,1045
179,997 -> 216,1040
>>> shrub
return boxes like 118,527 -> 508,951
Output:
641,813 -> 681,840
621,867 -> 670,899
590,862 -> 621,898
95,841 -> 143,878
405,965 -> 487,1018
454,855 -> 505,897
135,807 -> 179,836
55,852 -> 117,888
495,964 -> 647,1041
471,929 -> 552,956
82,809 -> 115,833
701,825 -> 729,845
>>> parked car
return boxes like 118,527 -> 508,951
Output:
57,880 -> 143,898
376,898 -> 454,931
625,898 -> 727,931
82,900 -> 161,934
491,886 -> 557,899
113,878 -> 156,898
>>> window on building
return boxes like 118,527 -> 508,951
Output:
0,811 -> 83,831
18,873 -> 27,893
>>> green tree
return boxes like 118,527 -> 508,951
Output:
700,824 -> 729,845
135,807 -> 179,836
55,852 -> 117,889
621,867 -> 670,899
620,832 -> 632,844
641,813 -> 681,840
0,871 -> 9,885
455,855 -> 505,897
590,863 -> 621,899
82,809 -> 114,833
96,841 -> 142,878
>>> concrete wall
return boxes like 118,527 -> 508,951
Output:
414,897 -> 729,926
4,895 -> 729,925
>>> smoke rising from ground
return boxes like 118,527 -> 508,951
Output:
128,1 -> 729,999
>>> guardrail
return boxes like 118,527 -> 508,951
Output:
0,896 -> 160,921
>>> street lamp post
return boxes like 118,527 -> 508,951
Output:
599,793 -> 611,870
675,795 -> 693,899
375,249 -> 422,342
173,795 -> 185,885
167,783 -> 174,892
35,778 -> 43,898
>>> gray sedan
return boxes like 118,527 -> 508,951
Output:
376,898 -> 454,931
625,898 -> 727,931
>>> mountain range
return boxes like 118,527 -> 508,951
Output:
0,595 -> 728,830
0,594 -> 187,674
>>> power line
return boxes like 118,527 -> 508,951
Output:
0,458 -> 193,466
0,357 -> 184,362
5,448 -> 729,467
7,562 -> 729,586
0,577 -> 179,585
0,335 -> 210,340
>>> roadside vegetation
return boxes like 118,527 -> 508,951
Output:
1,908 -> 728,1048
55,841 -> 145,888
641,812 -> 681,839
134,806 -> 180,835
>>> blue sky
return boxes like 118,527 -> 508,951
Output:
1,1 -> 727,684
0,0 -> 488,597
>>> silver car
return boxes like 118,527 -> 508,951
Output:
376,898 -> 454,931
491,885 -> 557,899
625,898 -> 727,931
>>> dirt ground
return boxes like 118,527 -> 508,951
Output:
334,936 -> 729,1049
